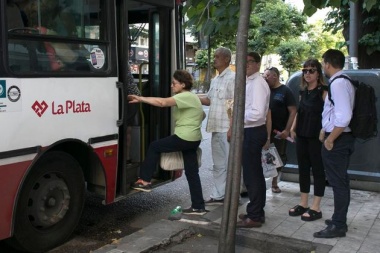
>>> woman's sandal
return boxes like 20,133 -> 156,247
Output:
289,205 -> 309,216
301,209 -> 322,221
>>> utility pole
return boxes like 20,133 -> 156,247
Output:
349,1 -> 359,69
218,1 -> 252,252
207,1 -> 212,87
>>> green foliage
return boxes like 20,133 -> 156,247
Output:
276,39 -> 311,74
184,0 -> 379,68
183,0 -> 242,51
323,8 -> 346,35
303,0 -> 377,14
303,0 -> 318,16
303,0 -> 380,60
194,49 -> 211,69
305,20 -> 348,59
249,0 -> 308,55
359,31 -> 380,54
276,20 -> 348,72
364,0 -> 378,11
184,0 -> 308,55
183,0 -> 241,36
325,0 -> 380,56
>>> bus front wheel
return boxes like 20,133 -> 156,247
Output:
7,151 -> 85,253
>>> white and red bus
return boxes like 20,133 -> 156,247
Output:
0,0 -> 185,252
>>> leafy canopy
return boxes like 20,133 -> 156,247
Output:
276,39 -> 310,74
184,0 -> 308,56
302,0 -> 378,16
183,0 -> 242,37
249,0 -> 307,56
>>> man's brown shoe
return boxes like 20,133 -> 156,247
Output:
236,218 -> 262,228
238,214 -> 265,223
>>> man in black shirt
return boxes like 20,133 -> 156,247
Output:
263,67 -> 297,193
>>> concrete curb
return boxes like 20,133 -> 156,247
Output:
91,220 -> 195,253
92,218 -> 332,253
193,224 -> 332,253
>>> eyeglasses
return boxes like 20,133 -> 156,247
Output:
302,68 -> 317,74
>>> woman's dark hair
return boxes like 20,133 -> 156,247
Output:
301,58 -> 325,89
173,69 -> 193,90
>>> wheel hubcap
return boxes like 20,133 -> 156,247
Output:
27,173 -> 70,228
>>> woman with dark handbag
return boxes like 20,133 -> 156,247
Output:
128,70 -> 207,215
288,59 -> 327,221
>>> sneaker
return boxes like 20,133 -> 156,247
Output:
205,198 -> 224,205
182,207 -> 208,215
131,179 -> 152,192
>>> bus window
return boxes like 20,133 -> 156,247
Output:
6,0 -> 107,74
129,23 -> 149,75
18,0 -> 101,39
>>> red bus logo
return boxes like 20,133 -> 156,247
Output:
32,100 -> 91,117
32,101 -> 49,117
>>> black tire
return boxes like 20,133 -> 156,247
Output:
6,151 -> 85,253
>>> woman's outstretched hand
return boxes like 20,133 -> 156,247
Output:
128,95 -> 141,103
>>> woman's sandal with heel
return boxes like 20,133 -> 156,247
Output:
301,209 -> 322,221
289,205 -> 309,216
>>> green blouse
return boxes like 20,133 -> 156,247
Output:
173,91 -> 203,141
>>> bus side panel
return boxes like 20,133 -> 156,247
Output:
0,158 -> 34,240
91,143 -> 118,204
1,78 -> 119,153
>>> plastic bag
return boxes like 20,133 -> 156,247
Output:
261,143 -> 282,178
160,148 -> 202,171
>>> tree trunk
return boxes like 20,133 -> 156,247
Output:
218,1 -> 252,253
343,0 -> 380,69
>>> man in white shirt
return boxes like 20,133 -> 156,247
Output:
236,52 -> 270,228
199,47 -> 235,205
313,49 -> 355,238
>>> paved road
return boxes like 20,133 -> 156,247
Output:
0,107 -> 214,253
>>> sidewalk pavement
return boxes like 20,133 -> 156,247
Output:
92,181 -> 380,253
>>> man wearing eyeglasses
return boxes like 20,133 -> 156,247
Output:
236,52 -> 270,228
263,67 -> 297,194
199,47 -> 235,205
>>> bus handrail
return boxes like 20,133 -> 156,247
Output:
116,81 -> 124,127
138,62 -> 149,161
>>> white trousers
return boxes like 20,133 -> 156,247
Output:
210,132 -> 229,200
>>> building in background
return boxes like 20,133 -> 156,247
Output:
129,24 -> 149,74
